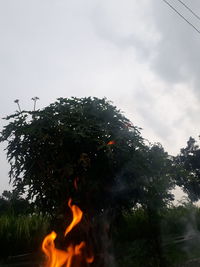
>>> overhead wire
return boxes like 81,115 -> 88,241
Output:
176,0 -> 200,22
162,0 -> 200,34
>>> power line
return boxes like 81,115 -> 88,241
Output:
176,0 -> 200,22
162,0 -> 200,34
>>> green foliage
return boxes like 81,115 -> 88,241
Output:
138,144 -> 175,210
162,203 -> 194,238
0,214 -> 49,258
114,209 -> 164,267
114,203 -> 200,267
175,137 -> 200,201
0,96 -> 179,266
0,190 -> 32,215
0,97 -> 147,217
161,203 -> 200,266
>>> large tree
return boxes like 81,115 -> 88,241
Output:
175,137 -> 200,202
0,97 -> 147,218
0,190 -> 31,215
1,97 -> 177,266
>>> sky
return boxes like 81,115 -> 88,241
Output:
0,0 -> 200,197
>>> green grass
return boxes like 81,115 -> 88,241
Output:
0,214 -> 50,259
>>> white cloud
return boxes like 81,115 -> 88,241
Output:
0,0 -> 200,193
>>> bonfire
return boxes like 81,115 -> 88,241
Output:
42,198 -> 94,267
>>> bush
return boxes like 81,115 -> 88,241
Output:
0,214 -> 50,259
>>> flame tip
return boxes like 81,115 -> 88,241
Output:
42,198 -> 92,266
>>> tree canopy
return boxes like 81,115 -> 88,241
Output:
1,97 -> 156,216
175,137 -> 200,202
0,190 -> 31,215
0,96 -> 184,266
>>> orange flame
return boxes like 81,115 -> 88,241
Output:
107,140 -> 115,145
64,199 -> 83,236
74,177 -> 79,191
42,198 -> 94,267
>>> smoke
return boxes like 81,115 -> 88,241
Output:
91,211 -> 117,267
182,205 -> 200,259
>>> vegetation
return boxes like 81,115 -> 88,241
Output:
0,97 -> 146,217
1,97 -> 200,266
175,137 -> 200,201
0,190 -> 32,215
0,190 -> 50,260
0,213 -> 49,259
114,203 -> 200,266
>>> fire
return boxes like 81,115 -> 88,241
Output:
42,198 -> 94,267
64,199 -> 83,236
73,177 -> 79,191
107,140 -> 115,145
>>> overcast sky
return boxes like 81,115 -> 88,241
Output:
1,0 -> 200,196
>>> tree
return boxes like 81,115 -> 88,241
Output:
113,144 -> 175,267
0,97 -> 146,218
140,144 -> 174,267
0,190 -> 31,215
1,97 -> 177,266
140,144 -> 175,209
175,137 -> 200,202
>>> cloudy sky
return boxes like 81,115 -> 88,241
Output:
0,0 -> 200,195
